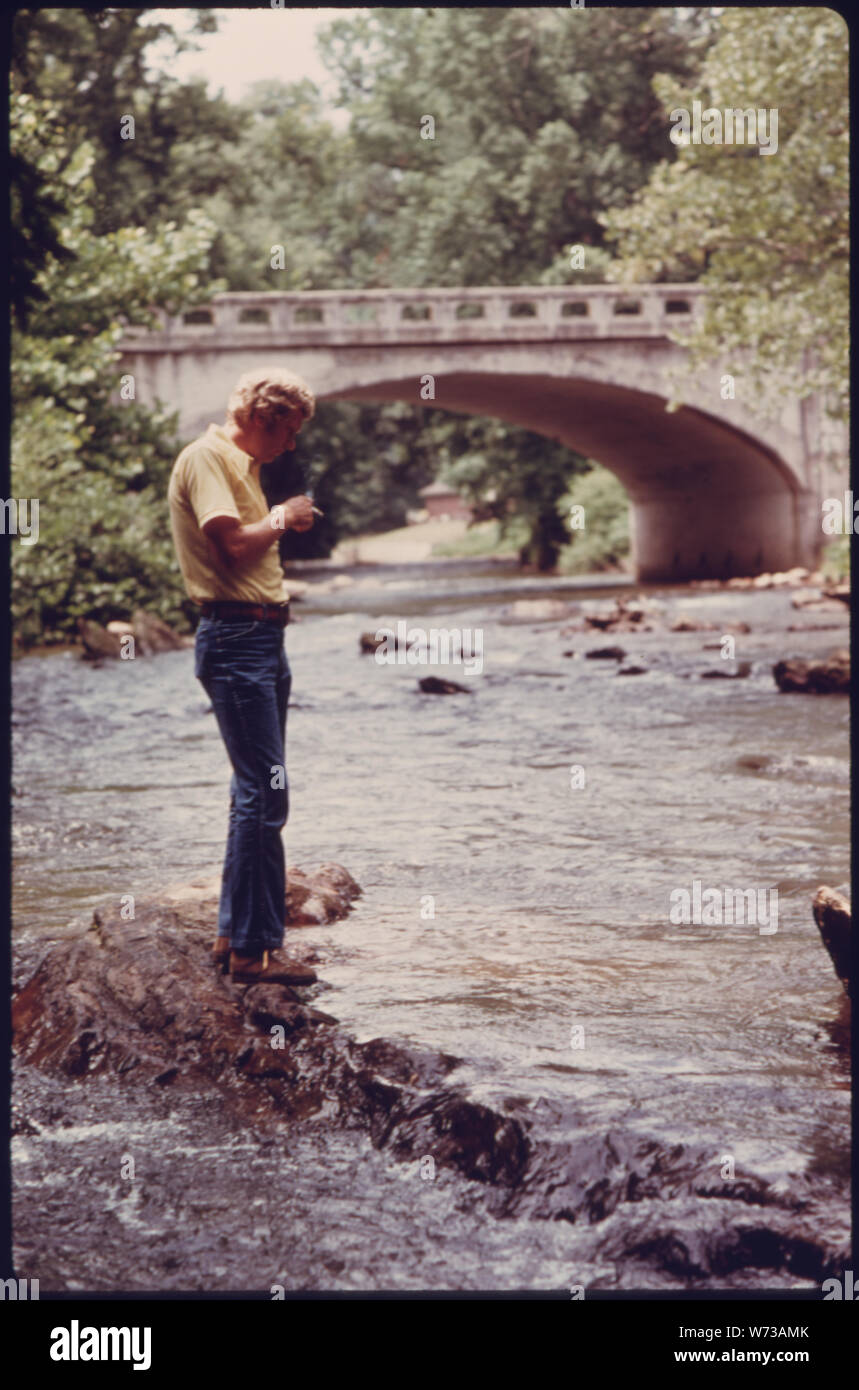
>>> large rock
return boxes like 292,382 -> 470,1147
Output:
286,863 -> 363,926
132,609 -> 190,654
11,868 -> 848,1282
813,886 -> 851,995
585,645 -> 626,660
77,618 -> 124,660
360,630 -> 404,654
418,676 -> 473,695
772,650 -> 850,693
790,589 -> 845,613
584,598 -> 656,633
671,616 -> 717,632
700,661 -> 752,679
822,582 -> 850,606
78,612 -> 191,659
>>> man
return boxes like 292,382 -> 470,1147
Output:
168,365 -> 318,986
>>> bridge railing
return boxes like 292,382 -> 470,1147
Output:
118,284 -> 706,347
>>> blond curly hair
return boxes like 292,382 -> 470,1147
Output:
227,365 -> 316,432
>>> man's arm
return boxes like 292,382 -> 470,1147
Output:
202,496 -> 315,568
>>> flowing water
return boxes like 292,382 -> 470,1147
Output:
11,563 -> 851,1290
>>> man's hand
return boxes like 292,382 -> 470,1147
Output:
276,496 -> 315,533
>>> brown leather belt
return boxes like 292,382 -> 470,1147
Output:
199,600 -> 290,627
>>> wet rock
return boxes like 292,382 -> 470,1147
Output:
418,676 -> 473,695
12,876 -> 847,1284
791,588 -> 845,613
584,599 -> 654,633
360,631 -> 400,654
79,612 -> 191,658
813,886 -> 851,995
286,863 -> 363,926
77,619 -> 124,660
671,616 -> 717,632
585,645 -> 626,661
132,609 -> 190,654
772,650 -> 850,694
787,623 -> 846,633
699,662 -> 752,679
727,568 -> 823,590
822,582 -> 850,605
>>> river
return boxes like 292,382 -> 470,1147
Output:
11,562 -> 851,1290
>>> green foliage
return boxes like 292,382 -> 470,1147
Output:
557,466 -> 631,575
11,8 -> 243,239
432,518 -> 528,560
317,7 -> 709,285
9,6 -> 729,639
602,7 -> 848,426
432,418 -> 587,571
820,534 -> 850,584
10,87 -> 220,644
185,8 -> 713,574
265,400 -> 442,561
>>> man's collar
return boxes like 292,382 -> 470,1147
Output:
211,423 -> 252,474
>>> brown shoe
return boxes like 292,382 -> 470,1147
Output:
213,936 -> 231,974
229,949 -> 317,986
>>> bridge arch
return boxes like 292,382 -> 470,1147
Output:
118,287 -> 829,580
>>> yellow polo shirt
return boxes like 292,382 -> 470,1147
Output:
168,424 -> 287,604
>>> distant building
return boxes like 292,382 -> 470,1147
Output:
417,480 -> 474,521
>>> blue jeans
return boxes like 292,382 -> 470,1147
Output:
195,615 -> 291,955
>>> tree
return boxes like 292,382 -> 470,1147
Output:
10,88 -> 220,644
304,6 -> 715,566
11,8 -> 249,239
602,7 -> 848,427
317,6 -> 712,285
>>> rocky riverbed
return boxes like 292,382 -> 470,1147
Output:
12,864 -> 850,1292
12,566 -> 851,1292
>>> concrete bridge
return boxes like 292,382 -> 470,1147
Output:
117,285 -> 839,581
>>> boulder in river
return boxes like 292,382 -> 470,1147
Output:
790,588 -> 846,613
12,868 -> 849,1286
360,630 -> 403,654
700,661 -> 752,679
812,886 -> 851,996
585,645 -> 626,660
78,611 -> 191,659
418,676 -> 473,695
670,615 -> 717,632
77,618 -> 124,660
822,582 -> 850,606
132,608 -> 190,654
584,599 -> 654,633
286,863 -> 364,926
772,650 -> 850,694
